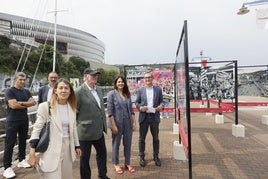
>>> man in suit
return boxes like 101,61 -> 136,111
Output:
38,72 -> 58,104
75,67 -> 109,179
135,71 -> 164,167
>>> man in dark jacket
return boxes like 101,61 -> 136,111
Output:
75,67 -> 109,179
135,72 -> 164,167
38,72 -> 58,104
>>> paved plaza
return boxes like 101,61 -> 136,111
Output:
1,96 -> 268,179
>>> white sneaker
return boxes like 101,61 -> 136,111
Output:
3,167 -> 16,178
17,159 -> 31,168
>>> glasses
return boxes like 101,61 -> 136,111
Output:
144,76 -> 152,79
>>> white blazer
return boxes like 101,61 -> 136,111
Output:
30,101 -> 80,172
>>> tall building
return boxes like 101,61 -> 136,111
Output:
0,12 -> 105,64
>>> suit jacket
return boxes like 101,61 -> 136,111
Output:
75,83 -> 107,141
107,89 -> 134,128
38,85 -> 49,105
30,101 -> 79,172
135,86 -> 163,123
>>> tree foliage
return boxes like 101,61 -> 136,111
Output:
0,48 -> 21,74
97,68 -> 119,86
69,56 -> 90,75
0,36 -> 11,49
0,42 -> 118,86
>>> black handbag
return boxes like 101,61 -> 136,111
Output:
35,102 -> 51,153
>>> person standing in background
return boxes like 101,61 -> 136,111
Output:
107,76 -> 136,175
3,72 -> 36,178
135,72 -> 164,167
28,78 -> 81,179
75,67 -> 109,179
38,72 -> 58,105
161,98 -> 170,119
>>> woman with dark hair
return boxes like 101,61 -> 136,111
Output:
107,76 -> 136,175
28,78 -> 81,179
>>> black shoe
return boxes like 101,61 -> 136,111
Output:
140,157 -> 146,167
99,176 -> 110,179
154,157 -> 161,166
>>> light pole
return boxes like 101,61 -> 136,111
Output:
237,0 -> 268,15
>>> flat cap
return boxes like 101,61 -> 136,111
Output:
83,67 -> 101,75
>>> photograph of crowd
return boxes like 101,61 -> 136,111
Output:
238,65 -> 268,97
189,62 -> 234,101
125,65 -> 174,102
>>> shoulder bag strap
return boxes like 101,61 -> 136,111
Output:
47,101 -> 51,122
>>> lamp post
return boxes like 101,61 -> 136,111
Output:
237,0 -> 268,15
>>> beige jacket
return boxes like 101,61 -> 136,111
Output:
30,102 -> 79,172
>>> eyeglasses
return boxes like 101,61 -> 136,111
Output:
144,76 -> 152,79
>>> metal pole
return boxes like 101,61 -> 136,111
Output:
174,64 -> 177,124
266,65 -> 268,83
218,96 -> 222,115
234,61 -> 238,125
183,20 -> 192,179
244,0 -> 268,6
53,0 -> 57,72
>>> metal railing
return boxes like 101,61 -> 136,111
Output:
0,94 -> 105,168
0,111 -> 37,168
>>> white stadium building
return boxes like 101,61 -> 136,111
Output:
0,12 -> 109,67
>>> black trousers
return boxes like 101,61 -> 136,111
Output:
4,120 -> 28,169
139,114 -> 160,158
79,135 -> 107,179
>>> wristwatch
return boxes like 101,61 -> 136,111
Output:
19,102 -> 25,106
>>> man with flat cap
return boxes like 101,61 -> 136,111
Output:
75,67 -> 109,179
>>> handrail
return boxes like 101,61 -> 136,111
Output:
0,111 -> 37,156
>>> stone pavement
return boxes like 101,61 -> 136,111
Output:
1,97 -> 268,179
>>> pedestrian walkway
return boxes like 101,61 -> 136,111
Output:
1,98 -> 268,178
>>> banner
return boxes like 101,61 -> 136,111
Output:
256,8 -> 268,29
125,65 -> 174,102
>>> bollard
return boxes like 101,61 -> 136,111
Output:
261,115 -> 268,125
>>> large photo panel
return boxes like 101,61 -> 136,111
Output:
125,64 -> 175,103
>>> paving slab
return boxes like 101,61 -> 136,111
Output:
1,97 -> 268,179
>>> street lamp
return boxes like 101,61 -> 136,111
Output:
237,0 -> 268,15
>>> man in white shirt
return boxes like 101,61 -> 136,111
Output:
135,72 -> 164,167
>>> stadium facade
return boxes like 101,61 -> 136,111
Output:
0,12 -> 105,64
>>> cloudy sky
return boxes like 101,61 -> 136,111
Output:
1,0 -> 268,66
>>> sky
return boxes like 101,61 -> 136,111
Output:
1,0 -> 268,66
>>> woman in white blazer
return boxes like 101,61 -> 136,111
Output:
29,78 -> 81,179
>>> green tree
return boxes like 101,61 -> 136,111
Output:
24,44 -> 55,75
25,44 -> 70,77
97,68 -> 119,86
59,60 -> 80,78
0,36 -> 11,49
0,41 -> 119,87
69,56 -> 90,74
0,48 -> 21,74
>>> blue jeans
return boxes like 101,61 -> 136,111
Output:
139,113 -> 160,158
4,120 -> 29,169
